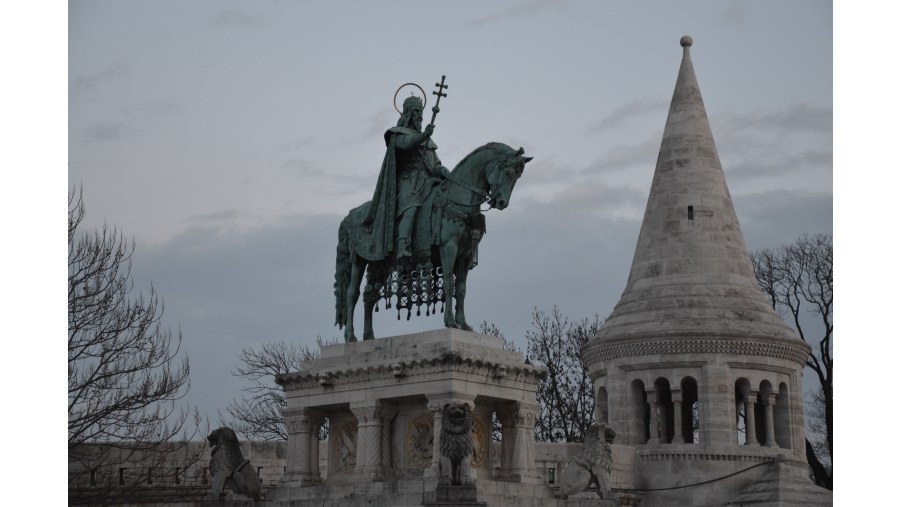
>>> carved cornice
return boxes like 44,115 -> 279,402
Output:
637,451 -> 804,468
583,337 -> 810,367
276,352 -> 546,392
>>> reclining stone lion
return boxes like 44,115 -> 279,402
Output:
560,422 -> 617,500
205,426 -> 262,501
439,402 -> 475,486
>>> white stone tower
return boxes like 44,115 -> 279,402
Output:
582,36 -> 830,506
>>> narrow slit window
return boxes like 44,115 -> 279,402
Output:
688,205 -> 694,220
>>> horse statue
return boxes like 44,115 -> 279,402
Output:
334,142 -> 531,342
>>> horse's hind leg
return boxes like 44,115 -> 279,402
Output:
453,259 -> 473,331
344,257 -> 364,342
439,242 -> 459,329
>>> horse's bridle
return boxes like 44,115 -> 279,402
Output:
443,158 -> 521,211
442,176 -> 492,210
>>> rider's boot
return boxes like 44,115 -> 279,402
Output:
397,210 -> 415,260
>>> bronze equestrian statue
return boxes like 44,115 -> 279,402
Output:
334,78 -> 531,341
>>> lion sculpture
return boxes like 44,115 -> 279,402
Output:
206,427 -> 262,501
439,402 -> 475,486
560,423 -> 616,500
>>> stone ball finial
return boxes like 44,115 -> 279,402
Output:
680,35 -> 693,47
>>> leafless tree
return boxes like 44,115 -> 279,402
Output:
68,187 -> 203,502
479,320 -> 522,353
526,307 -> 599,443
751,233 -> 832,490
224,338 -> 334,441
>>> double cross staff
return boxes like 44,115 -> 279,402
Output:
429,75 -> 448,127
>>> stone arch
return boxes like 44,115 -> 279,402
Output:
630,379 -> 649,445
735,378 -> 751,445
758,380 -> 774,446
681,376 -> 700,444
653,377 -> 674,444
775,382 -> 792,449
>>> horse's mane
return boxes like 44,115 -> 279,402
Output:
450,142 -> 514,173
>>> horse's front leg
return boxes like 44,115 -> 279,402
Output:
453,254 -> 473,331
362,282 -> 377,341
439,240 -> 460,329
344,258 -> 364,342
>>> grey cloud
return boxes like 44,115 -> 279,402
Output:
278,137 -> 318,152
733,190 -> 832,250
213,8 -> 257,27
713,104 -> 832,136
466,0 -> 567,28
143,99 -> 187,118
133,213 -> 341,420
588,134 -> 661,173
281,159 -> 372,195
184,209 -> 244,226
590,98 -> 668,133
354,108 -> 396,142
728,149 -> 832,178
82,122 -> 123,143
70,63 -> 129,93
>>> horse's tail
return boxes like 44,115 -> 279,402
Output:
334,217 -> 352,329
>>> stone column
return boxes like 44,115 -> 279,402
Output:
379,405 -> 399,474
350,401 -> 385,481
763,393 -> 778,448
496,404 -> 516,481
425,399 -> 445,480
744,393 -> 758,445
283,407 -> 313,484
508,402 -> 541,483
307,411 -> 323,482
672,389 -> 684,444
646,389 -> 659,444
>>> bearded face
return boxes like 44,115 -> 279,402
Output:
409,106 -> 423,131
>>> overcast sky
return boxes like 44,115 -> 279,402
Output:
65,1 -> 834,430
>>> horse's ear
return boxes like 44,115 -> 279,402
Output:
523,156 -> 533,164
516,147 -> 524,156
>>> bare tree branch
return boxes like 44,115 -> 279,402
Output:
751,233 -> 832,489
526,307 -> 598,443
223,338 -> 335,440
68,187 -> 202,500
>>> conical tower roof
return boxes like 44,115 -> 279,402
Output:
592,36 -> 800,345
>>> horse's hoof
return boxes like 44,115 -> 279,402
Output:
345,333 -> 358,343
363,332 -> 375,341
458,322 -> 472,331
445,322 -> 460,329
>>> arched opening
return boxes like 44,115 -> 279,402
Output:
630,379 -> 648,445
758,380 -> 774,446
653,378 -> 674,444
596,386 -> 609,424
681,376 -> 700,444
775,382 -> 792,449
735,378 -> 751,445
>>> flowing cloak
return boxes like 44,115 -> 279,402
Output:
350,126 -> 438,262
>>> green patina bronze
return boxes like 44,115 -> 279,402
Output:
333,77 -> 532,342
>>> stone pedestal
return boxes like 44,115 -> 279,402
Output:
423,485 -> 487,506
270,329 -> 550,506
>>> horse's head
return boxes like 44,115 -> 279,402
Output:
487,146 -> 532,210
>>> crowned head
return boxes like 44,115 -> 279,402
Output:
397,95 -> 425,130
